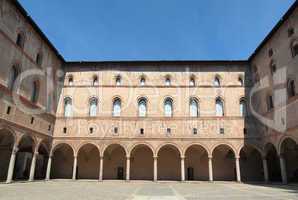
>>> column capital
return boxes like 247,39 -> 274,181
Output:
34,151 -> 39,156
100,156 -> 104,159
235,156 -> 240,159
180,156 -> 185,160
153,156 -> 158,159
126,156 -> 131,159
74,155 -> 77,159
208,156 -> 213,159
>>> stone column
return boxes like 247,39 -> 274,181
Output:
153,156 -> 158,182
99,156 -> 103,181
235,156 -> 241,182
126,156 -> 130,181
6,145 -> 18,184
279,155 -> 287,184
45,156 -> 52,181
262,157 -> 269,183
181,156 -> 185,181
208,156 -> 213,182
72,156 -> 77,180
29,151 -> 39,181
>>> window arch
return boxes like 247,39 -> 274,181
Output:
291,40 -> 298,57
8,65 -> 19,91
36,52 -> 43,66
64,97 -> 73,117
31,80 -> 39,103
214,75 -> 221,87
239,98 -> 247,117
189,75 -> 196,86
112,98 -> 121,117
68,75 -> 73,86
288,79 -> 296,98
165,75 -> 171,86
270,60 -> 277,75
115,75 -> 122,86
92,75 -> 98,86
138,97 -> 147,117
164,97 -> 173,117
89,97 -> 98,117
215,97 -> 224,116
140,75 -> 146,86
16,32 -> 25,48
189,97 -> 199,117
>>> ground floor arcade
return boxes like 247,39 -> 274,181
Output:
1,128 -> 298,184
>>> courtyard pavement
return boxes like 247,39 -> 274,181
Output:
0,180 -> 297,200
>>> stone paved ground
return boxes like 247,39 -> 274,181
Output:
0,181 -> 297,200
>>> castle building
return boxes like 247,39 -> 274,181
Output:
0,0 -> 298,183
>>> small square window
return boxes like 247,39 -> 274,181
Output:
63,127 -> 67,134
48,125 -> 51,131
219,128 -> 224,134
6,106 -> 11,115
30,117 -> 34,124
114,127 -> 118,134
193,128 -> 198,135
89,127 -> 94,134
140,128 -> 144,135
166,128 -> 171,134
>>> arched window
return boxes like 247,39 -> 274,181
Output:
288,80 -> 296,98
31,81 -> 39,103
64,97 -> 72,117
36,52 -> 43,66
68,75 -> 73,86
8,65 -> 19,91
189,98 -> 199,117
16,32 -> 25,48
140,76 -> 146,86
252,65 -> 260,83
138,98 -> 147,117
164,97 -> 173,117
215,97 -> 224,116
214,76 -> 221,87
291,40 -> 298,57
89,97 -> 98,117
116,75 -> 121,86
113,98 -> 121,117
267,95 -> 274,111
190,76 -> 196,86
239,99 -> 247,117
270,60 -> 276,75
92,75 -> 98,86
238,75 -> 244,86
165,76 -> 171,86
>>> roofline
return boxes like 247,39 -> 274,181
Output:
65,60 -> 248,66
248,0 -> 298,61
13,0 -> 65,62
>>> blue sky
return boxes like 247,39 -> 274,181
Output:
19,0 -> 295,61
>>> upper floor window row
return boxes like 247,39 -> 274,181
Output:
15,31 -> 44,67
7,65 -> 40,104
63,96 -> 247,118
65,74 -> 245,87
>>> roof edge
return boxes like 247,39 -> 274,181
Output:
248,0 -> 298,62
65,60 -> 249,65
14,0 -> 65,62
